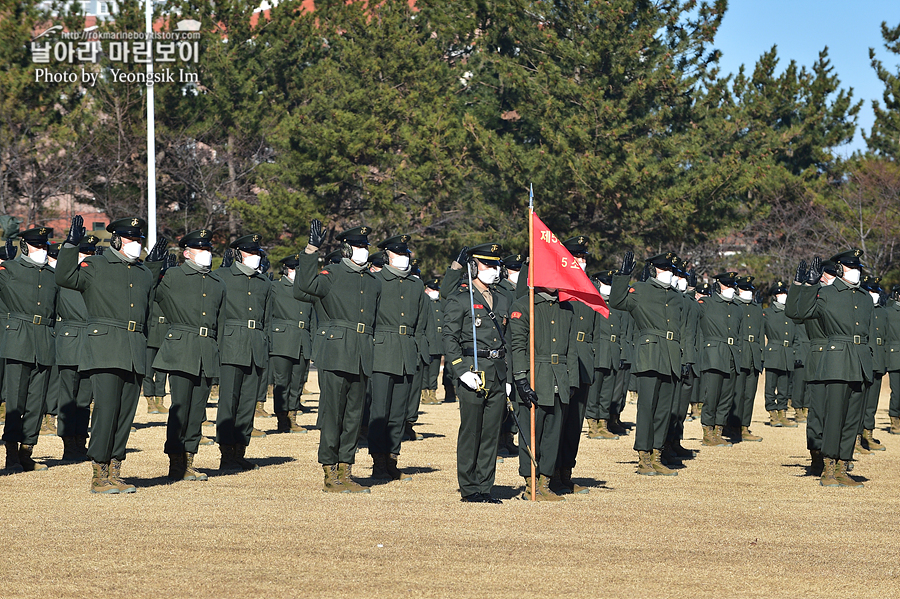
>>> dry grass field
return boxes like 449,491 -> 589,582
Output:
2,372 -> 898,599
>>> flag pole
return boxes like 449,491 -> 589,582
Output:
528,183 -> 536,501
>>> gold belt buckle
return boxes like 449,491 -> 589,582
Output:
748,334 -> 755,343
158,316 -> 166,323
853,335 -> 861,345
576,331 -> 585,342
727,337 -> 734,345
32,315 -> 42,325
610,334 -> 617,343
248,320 -> 256,329
877,338 -> 883,346
356,323 -> 365,334
551,354 -> 559,365
127,320 -> 137,332
298,321 -> 305,329
199,327 -> 208,337
783,340 -> 790,347
666,331 -> 674,340
399,325 -> 407,335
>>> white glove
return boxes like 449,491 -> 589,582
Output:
506,383 -> 512,397
459,371 -> 482,391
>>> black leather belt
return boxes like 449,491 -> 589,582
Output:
169,323 -> 217,340
463,348 -> 506,359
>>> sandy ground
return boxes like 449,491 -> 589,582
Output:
1,372 -> 898,599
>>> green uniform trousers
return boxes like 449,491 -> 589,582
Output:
406,359 -> 428,425
88,368 -> 141,463
821,380 -> 867,461
270,355 -> 308,414
368,371 -> 412,455
456,378 -> 505,496
56,365 -> 92,438
634,373 -> 677,452
425,358 -> 440,391
862,372 -> 882,431
699,368 -> 736,428
889,372 -> 900,418
46,365 -> 59,416
585,367 -> 615,421
805,381 -> 824,451
611,365 -> 630,416
730,368 -> 759,428
166,372 -> 211,455
558,382 -> 589,470
256,358 -> 270,406
669,369 -> 694,443
765,369 -> 791,412
216,363 -> 262,447
142,347 -> 167,398
516,394 -> 564,478
317,369 -> 366,465
2,360 -> 50,445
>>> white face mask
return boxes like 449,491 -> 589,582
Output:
242,254 -> 261,270
28,248 -> 48,264
390,254 -> 410,270
676,277 -> 688,292
871,291 -> 880,305
350,246 -> 369,265
193,250 -> 212,267
426,289 -> 440,301
122,240 -> 143,259
775,293 -> 788,305
48,257 -> 57,269
842,267 -> 860,285
477,266 -> 500,285
739,289 -> 754,301
507,270 -> 520,285
576,258 -> 587,271
286,269 -> 295,282
821,274 -> 835,286
599,283 -> 612,296
720,286 -> 736,299
656,269 -> 673,286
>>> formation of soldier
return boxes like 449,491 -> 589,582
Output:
1,215 -> 897,498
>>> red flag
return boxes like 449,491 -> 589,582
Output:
530,212 -> 609,317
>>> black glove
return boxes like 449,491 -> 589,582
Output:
95,246 -> 105,256
806,256 -> 822,285
309,219 -> 325,248
618,251 -> 635,276
161,251 -> 177,274
146,236 -> 169,262
638,262 -> 651,282
794,259 -> 808,284
755,289 -> 766,304
681,364 -> 691,377
618,359 -> 625,370
456,246 -> 469,265
688,268 -> 697,288
794,359 -> 803,369
221,248 -> 234,268
259,255 -> 270,274
65,215 -> 85,247
514,378 -> 538,407
5,238 -> 16,260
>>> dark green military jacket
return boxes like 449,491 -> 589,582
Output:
620,309 -> 635,366
146,300 -> 168,349
568,300 -> 596,386
153,261 -> 226,378
695,293 -> 743,373
427,296 -> 444,355
417,287 -> 440,363
762,302 -> 798,371
372,265 -> 428,376
593,299 -> 625,370
736,298 -> 764,373
884,301 -> 900,372
681,292 -> 701,375
0,255 -> 57,365
609,275 -> 684,378
211,262 -> 271,369
509,292 -> 578,405
295,253 -> 381,376
786,279 -> 873,383
786,283 -> 826,381
56,245 -> 161,374
56,284 -> 90,367
869,304 -> 887,375
268,275 -> 313,360
442,282 -> 510,386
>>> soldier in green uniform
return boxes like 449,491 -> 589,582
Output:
787,251 -> 872,487
762,281 -> 799,430
585,271 -> 622,441
0,243 -> 13,427
0,227 -> 57,473
296,220 -> 380,493
665,259 -> 698,458
420,278 -> 443,405
366,234 -> 426,481
152,229 -> 226,481
403,258 -> 437,443
143,295 -> 169,415
859,275 -> 887,452
41,242 -> 61,437
211,233 -> 272,471
688,282 -> 713,420
268,255 -> 313,434
494,255 -> 524,455
552,236 -> 595,494
55,235 -> 100,462
885,285 -> 900,435
730,275 -> 766,441
609,252 -> 684,476
696,272 -> 744,448
444,243 -> 510,503
57,215 -> 167,493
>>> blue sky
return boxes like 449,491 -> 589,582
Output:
713,0 -> 900,156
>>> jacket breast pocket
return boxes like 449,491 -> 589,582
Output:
88,325 -> 109,336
